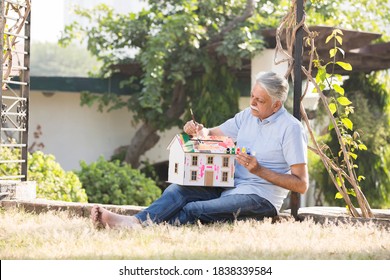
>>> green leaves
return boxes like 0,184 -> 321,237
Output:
337,96 -> 352,106
313,28 -> 371,208
306,0 -> 390,42
76,156 -> 161,206
329,48 -> 337,58
329,47 -> 346,58
341,118 -> 353,130
325,29 -> 344,43
326,29 -> 346,59
333,84 -> 345,95
0,150 -> 90,203
358,143 -> 367,151
335,192 -> 344,199
335,188 -> 357,199
336,61 -> 352,71
335,35 -> 343,45
328,103 -> 337,115
59,0 -> 268,131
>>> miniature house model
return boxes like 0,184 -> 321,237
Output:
167,133 -> 236,187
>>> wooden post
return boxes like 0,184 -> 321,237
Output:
291,0 -> 304,220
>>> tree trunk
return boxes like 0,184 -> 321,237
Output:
124,123 -> 160,168
124,82 -> 186,168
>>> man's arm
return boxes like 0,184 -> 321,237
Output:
236,152 -> 309,194
183,121 -> 225,137
255,163 -> 309,194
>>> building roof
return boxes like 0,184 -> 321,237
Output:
23,75 -> 250,97
261,25 -> 390,75
28,76 -> 134,95
111,25 -> 390,80
168,133 -> 235,154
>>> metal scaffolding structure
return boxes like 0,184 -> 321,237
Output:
0,0 -> 31,181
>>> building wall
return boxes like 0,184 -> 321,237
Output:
28,85 -> 252,172
29,90 -> 180,171
251,49 -> 288,87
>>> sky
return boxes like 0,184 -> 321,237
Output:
31,0 -> 65,42
31,0 -> 390,44
31,0 -> 147,43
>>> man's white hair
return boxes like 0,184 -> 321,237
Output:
255,71 -> 289,103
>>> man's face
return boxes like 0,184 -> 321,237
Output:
249,84 -> 281,120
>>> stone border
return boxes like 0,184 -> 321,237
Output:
297,213 -> 390,230
296,206 -> 390,230
0,199 -> 145,218
1,199 -> 389,229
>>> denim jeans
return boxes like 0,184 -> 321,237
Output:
134,184 -> 277,225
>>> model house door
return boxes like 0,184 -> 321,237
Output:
205,171 -> 214,186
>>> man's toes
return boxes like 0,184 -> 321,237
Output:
90,206 -> 105,229
90,206 -> 99,221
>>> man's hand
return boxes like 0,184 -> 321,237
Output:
236,153 -> 259,172
236,152 -> 308,194
184,120 -> 205,137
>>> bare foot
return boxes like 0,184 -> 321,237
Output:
90,205 -> 141,229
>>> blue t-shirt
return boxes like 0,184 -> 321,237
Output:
218,106 -> 308,211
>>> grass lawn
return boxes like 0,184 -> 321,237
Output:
0,207 -> 389,260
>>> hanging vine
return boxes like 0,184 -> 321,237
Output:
275,0 -> 373,218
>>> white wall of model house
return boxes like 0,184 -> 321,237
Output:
167,135 -> 236,187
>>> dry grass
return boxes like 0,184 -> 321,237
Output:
1,208 -> 389,260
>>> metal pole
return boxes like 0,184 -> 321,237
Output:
291,0 -> 304,220
21,2 -> 31,181
0,0 -> 4,137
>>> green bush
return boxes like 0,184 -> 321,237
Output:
0,148 -> 88,202
0,143 -> 21,176
76,156 -> 161,206
28,152 -> 88,202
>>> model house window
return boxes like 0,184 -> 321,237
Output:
207,156 -> 214,165
192,156 -> 198,166
222,172 -> 228,182
174,163 -> 178,174
191,170 -> 197,181
222,157 -> 229,167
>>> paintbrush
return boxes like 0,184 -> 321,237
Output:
190,108 -> 201,143
190,108 -> 196,124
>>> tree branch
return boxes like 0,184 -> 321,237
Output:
206,0 -> 255,46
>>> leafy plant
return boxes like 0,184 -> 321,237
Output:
76,156 -> 161,206
0,141 -> 21,177
313,73 -> 390,208
275,1 -> 375,217
28,152 -> 88,202
0,148 -> 88,203
300,30 -> 373,217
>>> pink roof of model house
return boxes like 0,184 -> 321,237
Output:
168,133 -> 235,154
